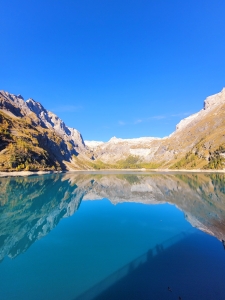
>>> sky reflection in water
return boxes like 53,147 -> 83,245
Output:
0,172 -> 225,299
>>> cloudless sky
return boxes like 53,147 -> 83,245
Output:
1,0 -> 225,141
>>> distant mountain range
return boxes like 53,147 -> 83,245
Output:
0,88 -> 225,171
86,88 -> 225,170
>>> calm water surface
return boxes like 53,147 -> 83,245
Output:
0,172 -> 225,299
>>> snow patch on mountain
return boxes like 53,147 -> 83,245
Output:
85,140 -> 104,149
108,136 -> 160,144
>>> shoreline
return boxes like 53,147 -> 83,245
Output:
0,170 -> 64,178
0,168 -> 225,177
67,168 -> 225,174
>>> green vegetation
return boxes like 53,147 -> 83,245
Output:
89,159 -> 116,170
204,156 -> 224,170
88,155 -> 162,170
0,111 -> 62,171
170,151 -> 199,169
170,143 -> 225,170
116,155 -> 162,169
139,161 -> 162,169
203,145 -> 225,170
116,155 -> 140,169
72,155 -> 93,169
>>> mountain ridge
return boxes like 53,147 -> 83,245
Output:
86,88 -> 225,170
0,90 -> 94,171
0,88 -> 225,171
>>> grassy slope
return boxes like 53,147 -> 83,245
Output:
82,102 -> 225,170
0,111 -> 65,171
157,102 -> 225,169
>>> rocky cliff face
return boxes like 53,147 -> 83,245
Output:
89,88 -> 225,169
0,91 -> 93,171
0,91 -> 86,151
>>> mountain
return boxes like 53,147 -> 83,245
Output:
0,88 -> 225,171
0,91 -> 93,171
84,140 -> 104,150
87,88 -> 225,170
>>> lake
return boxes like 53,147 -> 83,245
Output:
0,172 -> 225,299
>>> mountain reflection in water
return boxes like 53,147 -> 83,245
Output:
0,172 -> 225,262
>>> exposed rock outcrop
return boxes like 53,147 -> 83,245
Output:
85,140 -> 104,150
0,91 -> 93,171
0,91 -> 86,152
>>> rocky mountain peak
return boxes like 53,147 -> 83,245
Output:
26,98 -> 46,115
175,87 -> 225,133
0,91 -> 86,146
0,90 -> 90,170
85,140 -> 104,149
17,94 -> 24,100
0,90 -> 31,117
108,136 -> 122,143
204,87 -> 225,110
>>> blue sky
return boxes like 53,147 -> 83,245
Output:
1,0 -> 225,141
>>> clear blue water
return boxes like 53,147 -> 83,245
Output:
0,172 -> 225,299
